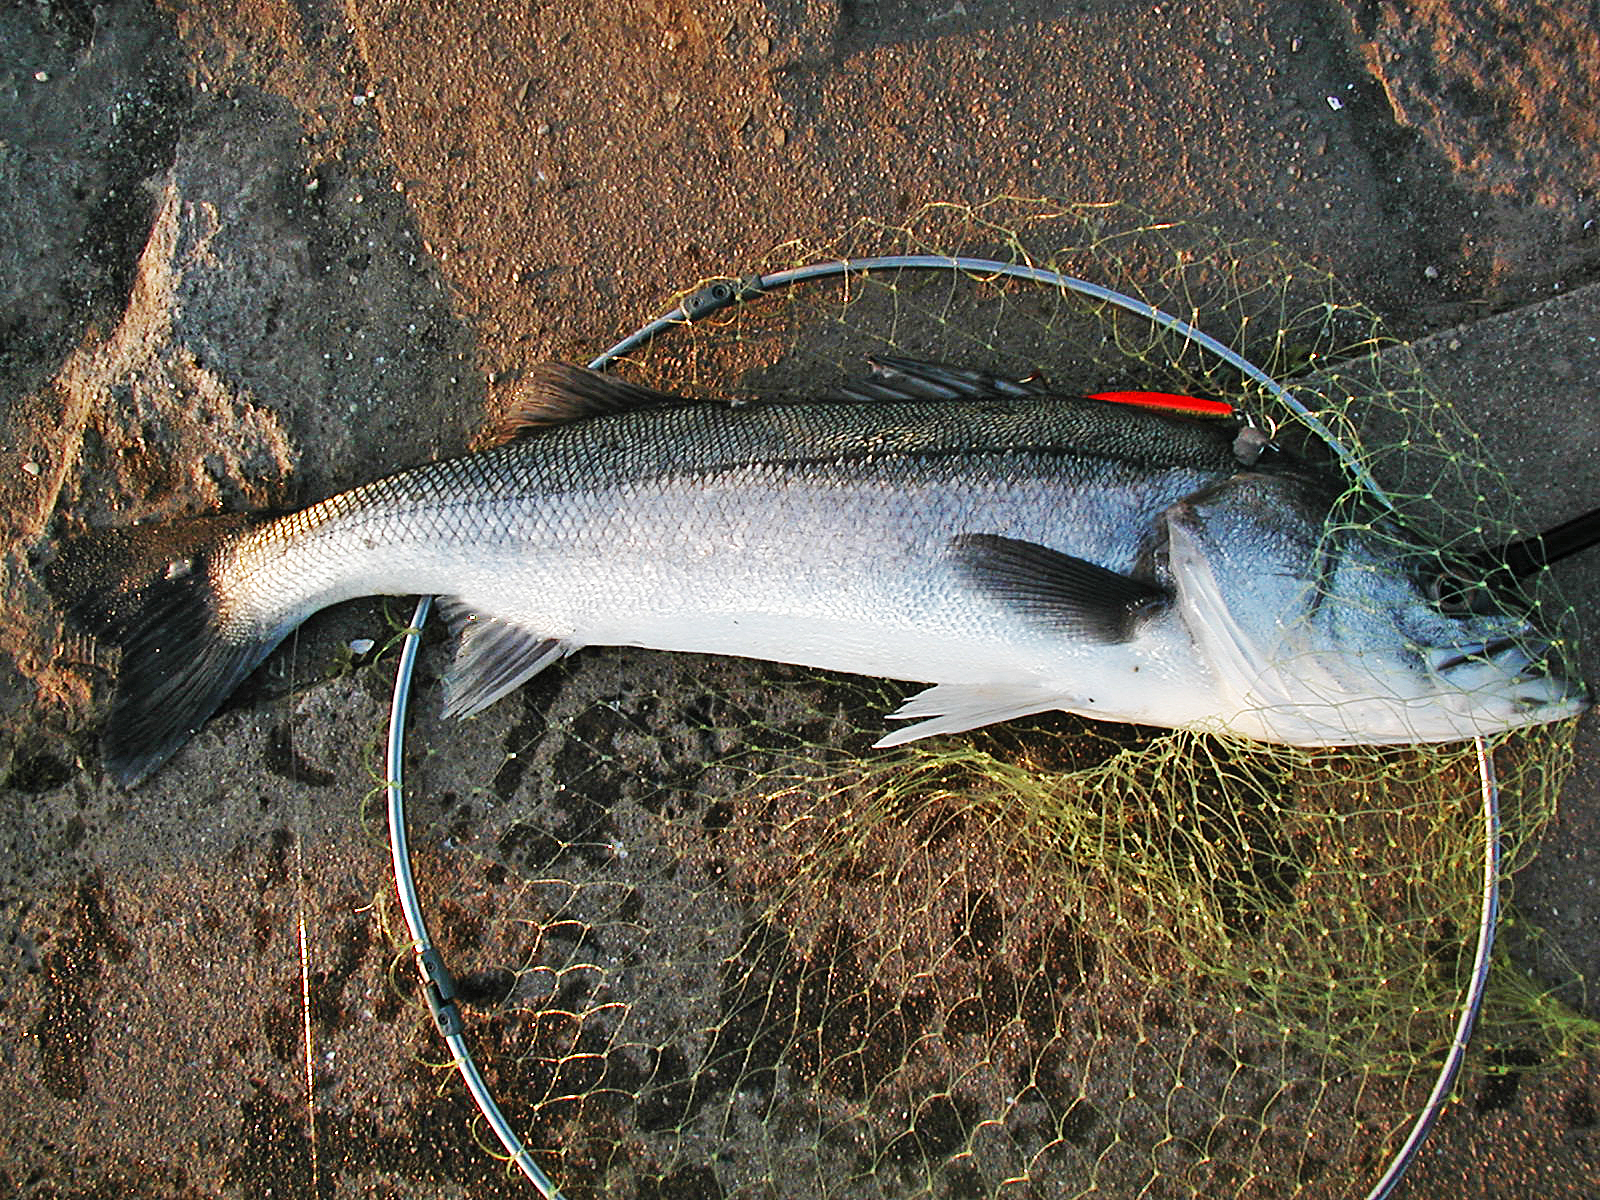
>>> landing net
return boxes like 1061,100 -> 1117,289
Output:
388,199 -> 1589,1198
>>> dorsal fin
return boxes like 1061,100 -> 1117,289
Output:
483,363 -> 695,445
824,358 -> 1235,421
484,360 -> 1235,444
821,356 -> 1048,404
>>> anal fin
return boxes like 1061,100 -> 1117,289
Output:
438,599 -> 577,717
874,682 -> 1072,748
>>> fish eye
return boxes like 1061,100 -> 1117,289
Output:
1424,571 -> 1446,606
1425,559 -> 1499,618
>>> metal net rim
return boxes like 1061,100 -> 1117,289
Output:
382,254 -> 1502,1200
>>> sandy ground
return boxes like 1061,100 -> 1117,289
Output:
3,1 -> 1599,1196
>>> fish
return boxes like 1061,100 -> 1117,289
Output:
50,358 -> 1589,786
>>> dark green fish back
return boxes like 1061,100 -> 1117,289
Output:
345,395 -> 1249,511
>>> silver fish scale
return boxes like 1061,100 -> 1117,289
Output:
215,396 -> 1247,640
501,395 -> 1244,493
305,394 -> 1243,516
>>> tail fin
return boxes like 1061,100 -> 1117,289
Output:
46,515 -> 288,787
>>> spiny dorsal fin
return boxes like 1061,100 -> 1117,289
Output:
488,357 -> 1060,442
822,357 -> 1048,404
484,364 -> 695,445
827,359 -> 1233,422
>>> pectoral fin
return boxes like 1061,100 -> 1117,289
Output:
438,600 -> 578,717
952,533 -> 1169,641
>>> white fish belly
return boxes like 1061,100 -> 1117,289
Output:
441,474 -> 1223,732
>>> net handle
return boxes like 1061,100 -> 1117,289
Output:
1365,735 -> 1499,1200
385,594 -> 566,1200
384,255 -> 1498,1199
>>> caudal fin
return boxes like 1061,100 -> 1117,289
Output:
47,515 -> 288,787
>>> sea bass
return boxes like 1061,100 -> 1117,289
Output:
56,359 -> 1587,786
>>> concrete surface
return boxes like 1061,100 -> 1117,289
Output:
3,1 -> 1598,1196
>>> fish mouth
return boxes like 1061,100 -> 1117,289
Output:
1426,635 -> 1530,676
1426,635 -> 1591,715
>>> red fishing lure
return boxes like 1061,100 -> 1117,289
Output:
1087,390 -> 1234,418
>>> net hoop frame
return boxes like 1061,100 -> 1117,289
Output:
382,254 -> 1501,1200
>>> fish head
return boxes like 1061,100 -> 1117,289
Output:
1162,471 -> 1590,746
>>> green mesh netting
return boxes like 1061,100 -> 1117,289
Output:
386,199 -> 1592,1198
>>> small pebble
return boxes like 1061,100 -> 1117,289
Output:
22,460 -> 42,476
